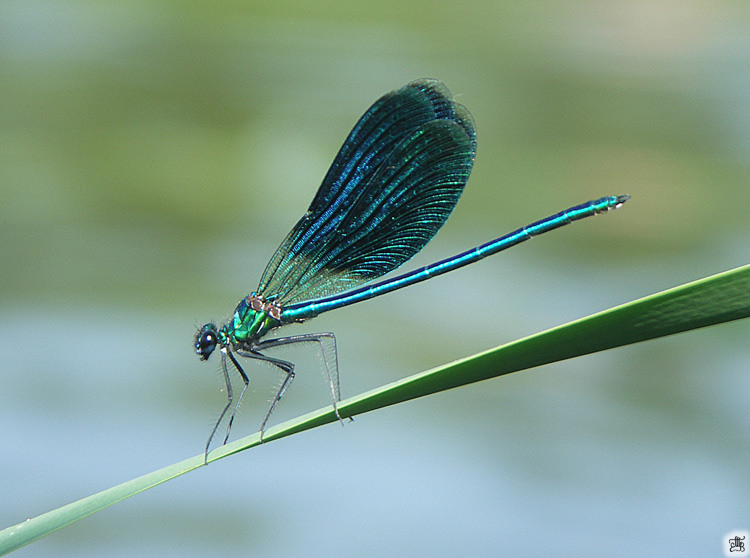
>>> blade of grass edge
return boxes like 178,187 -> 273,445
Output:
1,264 -> 748,555
252,263 -> 750,446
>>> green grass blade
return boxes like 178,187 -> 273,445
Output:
0,456 -> 206,555
1,264 -> 747,555
253,263 -> 750,446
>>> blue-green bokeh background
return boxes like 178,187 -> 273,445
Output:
1,2 -> 748,556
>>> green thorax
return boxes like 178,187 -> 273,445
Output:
223,294 -> 282,346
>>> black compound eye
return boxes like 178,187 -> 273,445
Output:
195,324 -> 218,361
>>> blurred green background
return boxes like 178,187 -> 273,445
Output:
1,2 -> 748,557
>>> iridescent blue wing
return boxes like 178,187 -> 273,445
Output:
257,79 -> 477,306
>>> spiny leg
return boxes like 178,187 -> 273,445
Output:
253,332 -> 343,424
204,348 -> 237,462
234,348 -> 296,442
223,349 -> 249,445
204,348 -> 250,463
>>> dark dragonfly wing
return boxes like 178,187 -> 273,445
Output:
257,79 -> 477,307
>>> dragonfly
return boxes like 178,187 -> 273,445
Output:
195,79 -> 628,458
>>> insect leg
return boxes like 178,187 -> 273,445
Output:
204,347 -> 247,462
223,349 -> 249,445
234,348 -> 296,442
253,332 -> 343,424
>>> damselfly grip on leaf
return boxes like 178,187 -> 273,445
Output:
195,79 -> 628,462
